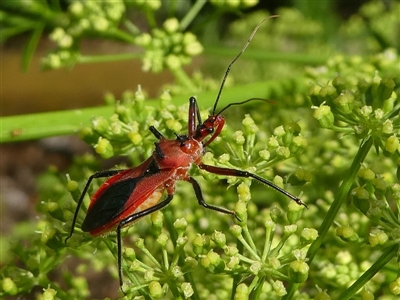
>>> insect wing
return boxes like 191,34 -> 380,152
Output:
82,168 -> 176,235
81,175 -> 141,232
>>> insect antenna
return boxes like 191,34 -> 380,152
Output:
212,15 -> 278,115
216,98 -> 274,116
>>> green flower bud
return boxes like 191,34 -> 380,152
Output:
357,168 -> 375,180
276,146 -> 290,158
237,183 -> 251,203
200,255 -> 210,268
268,257 -> 281,269
211,231 -> 226,248
301,228 -> 319,243
163,18 -> 179,33
314,290 -> 331,300
284,224 -> 297,236
134,238 -> 145,249
389,277 -> 400,295
360,105 -> 373,117
234,201 -> 247,223
377,77 -> 395,101
309,85 -> 323,106
333,92 -> 355,114
332,76 -> 347,93
94,137 -> 114,158
320,84 -> 338,102
372,178 -> 387,191
227,255 -> 240,269
165,54 -> 182,70
41,287 -> 57,300
177,236 -> 188,247
171,265 -> 183,278
207,250 -> 221,266
357,79 -> 370,94
66,178 -> 78,192
149,281 -> 163,298
2,277 -> 18,295
385,135 -> 399,154
234,283 -> 249,300
69,1 -> 83,16
274,125 -> 285,137
150,210 -> 164,229
336,225 -> 360,242
193,234 -> 205,255
259,149 -> 270,160
166,119 -> 182,132
369,228 -> 388,247
382,119 -> 394,134
373,108 -> 384,120
181,282 -> 194,298
287,200 -> 304,224
184,257 -> 198,269
224,245 -> 239,256
124,247 -> 136,261
313,105 -> 334,128
230,224 -> 242,237
233,131 -> 245,145
351,186 -> 369,200
268,136 -> 279,148
249,261 -> 261,275
243,114 -> 259,135
128,132 -> 143,145
92,116 -> 109,133
218,153 -> 230,164
157,233 -> 169,247
335,250 -> 352,265
174,218 -> 188,232
272,280 -> 287,296
289,260 -> 309,283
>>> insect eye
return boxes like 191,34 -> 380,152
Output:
207,127 -> 214,133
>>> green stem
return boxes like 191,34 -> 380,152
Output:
0,78 -> 307,143
179,0 -> 207,31
77,52 -> 142,64
169,66 -> 198,93
337,244 -> 399,300
306,137 -> 373,263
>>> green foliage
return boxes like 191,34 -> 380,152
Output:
1,0 -> 400,299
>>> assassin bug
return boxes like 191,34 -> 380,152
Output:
65,16 -> 306,292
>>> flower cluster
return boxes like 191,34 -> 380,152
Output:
42,1 -> 127,69
135,18 -> 203,73
309,50 -> 399,156
111,192 -> 310,298
79,87 -> 184,159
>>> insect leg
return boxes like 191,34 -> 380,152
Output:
198,163 -> 307,207
65,170 -> 125,243
187,176 -> 241,221
116,194 -> 174,292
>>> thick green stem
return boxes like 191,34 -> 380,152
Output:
307,137 -> 373,263
1,78 -> 306,143
179,0 -> 207,31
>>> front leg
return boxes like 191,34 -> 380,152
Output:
198,163 -> 306,207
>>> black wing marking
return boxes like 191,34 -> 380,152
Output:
81,177 -> 139,232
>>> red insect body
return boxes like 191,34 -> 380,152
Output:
66,16 -> 306,294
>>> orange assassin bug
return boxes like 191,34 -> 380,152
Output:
66,16 -> 306,292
